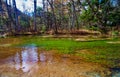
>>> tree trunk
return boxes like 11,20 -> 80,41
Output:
5,0 -> 13,33
71,0 -> 79,30
34,0 -> 37,32
12,0 -> 19,32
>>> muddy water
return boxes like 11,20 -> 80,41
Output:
0,37 -> 114,77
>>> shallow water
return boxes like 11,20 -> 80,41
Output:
0,45 -> 102,76
0,37 -> 118,77
113,73 -> 120,77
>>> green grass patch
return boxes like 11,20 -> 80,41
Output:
15,36 -> 120,67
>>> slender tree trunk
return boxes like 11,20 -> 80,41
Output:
42,0 -> 46,26
71,1 -> 75,31
0,0 -> 3,31
46,1 -> 51,31
5,0 -> 13,33
71,0 -> 79,30
34,0 -> 37,32
59,0 -> 63,31
12,0 -> 19,32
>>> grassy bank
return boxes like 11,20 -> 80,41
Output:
16,36 -> 120,68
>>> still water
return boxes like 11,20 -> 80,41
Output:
0,37 -> 119,77
0,45 -> 102,77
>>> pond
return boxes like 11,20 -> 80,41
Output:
0,36 -> 120,77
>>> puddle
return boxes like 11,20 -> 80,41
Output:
86,72 -> 101,77
0,37 -> 118,77
111,68 -> 120,77
112,72 -> 120,77
0,45 -> 53,73
112,73 -> 120,77
0,44 -> 107,77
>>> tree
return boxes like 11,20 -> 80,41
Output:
12,0 -> 19,32
71,0 -> 79,30
5,0 -> 14,32
34,0 -> 37,32
0,0 -> 120,35
47,0 -> 58,34
79,0 -> 120,34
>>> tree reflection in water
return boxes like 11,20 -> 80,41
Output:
14,52 -> 21,70
13,44 -> 53,72
13,45 -> 38,72
0,45 -> 106,77
21,45 -> 38,72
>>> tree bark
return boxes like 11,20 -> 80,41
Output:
71,0 -> 79,30
34,0 -> 37,32
5,0 -> 13,32
12,0 -> 19,32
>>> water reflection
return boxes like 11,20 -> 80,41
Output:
1,44 -> 117,77
39,52 -> 53,63
11,45 -> 39,72
21,45 -> 38,72
40,53 -> 46,62
112,73 -> 120,77
14,52 -> 21,70
7,45 -> 53,72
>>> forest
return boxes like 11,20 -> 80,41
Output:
0,0 -> 120,77
0,0 -> 120,36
